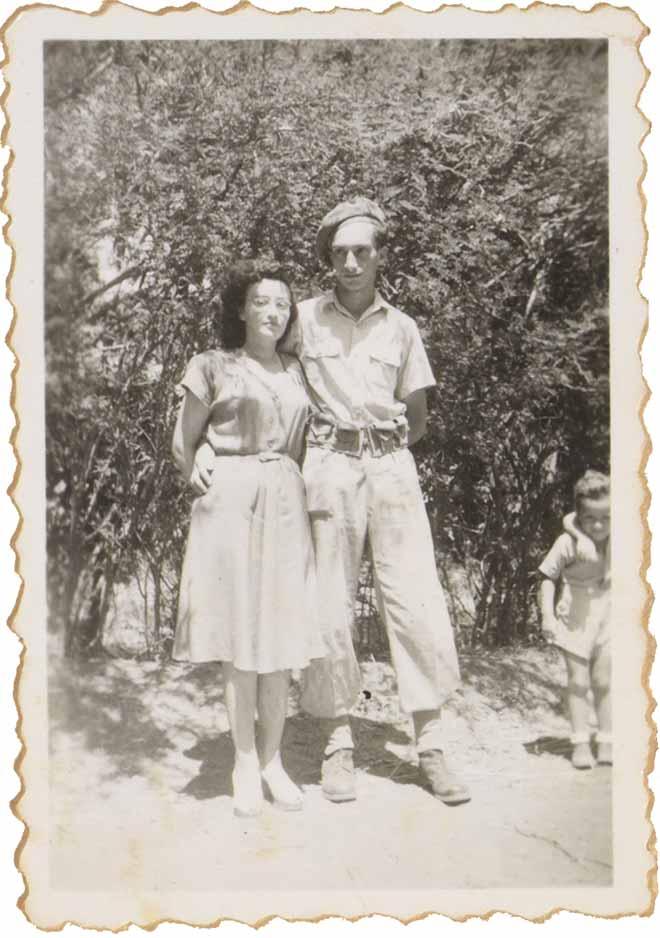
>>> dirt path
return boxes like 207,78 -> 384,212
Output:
47,648 -> 611,896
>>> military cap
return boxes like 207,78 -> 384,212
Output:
316,197 -> 388,265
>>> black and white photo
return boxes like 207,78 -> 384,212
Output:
1,2 -> 653,927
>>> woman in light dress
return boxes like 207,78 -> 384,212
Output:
171,258 -> 323,817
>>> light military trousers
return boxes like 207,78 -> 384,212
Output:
299,446 -> 461,754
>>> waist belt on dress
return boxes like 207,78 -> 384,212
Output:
307,418 -> 407,458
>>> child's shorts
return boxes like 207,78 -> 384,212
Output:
553,585 -> 610,661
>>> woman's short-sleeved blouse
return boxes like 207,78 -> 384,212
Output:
178,349 -> 310,461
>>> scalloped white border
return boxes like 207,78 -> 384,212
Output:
1,1 -> 657,933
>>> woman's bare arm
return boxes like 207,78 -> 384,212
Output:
172,391 -> 211,494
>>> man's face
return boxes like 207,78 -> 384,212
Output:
330,218 -> 382,293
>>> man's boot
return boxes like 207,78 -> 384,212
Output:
418,750 -> 471,806
321,749 -> 356,803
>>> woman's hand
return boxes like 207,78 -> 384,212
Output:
541,617 -> 559,644
189,441 -> 215,496
172,390 -> 211,485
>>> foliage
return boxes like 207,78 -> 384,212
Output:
44,39 -> 609,655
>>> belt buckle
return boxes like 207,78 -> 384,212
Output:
366,427 -> 391,458
310,420 -> 334,444
259,451 -> 282,462
336,427 -> 362,456
363,426 -> 378,457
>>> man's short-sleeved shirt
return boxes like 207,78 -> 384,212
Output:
293,290 -> 436,430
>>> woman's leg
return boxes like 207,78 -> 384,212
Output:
257,670 -> 302,809
563,650 -> 594,769
591,642 -> 612,763
223,663 -> 263,816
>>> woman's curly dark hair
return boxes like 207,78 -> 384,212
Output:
216,256 -> 299,350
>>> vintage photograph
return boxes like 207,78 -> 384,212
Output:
45,30 -> 611,880
3,2 -> 653,927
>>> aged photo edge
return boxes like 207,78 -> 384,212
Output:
0,0 -> 657,928
637,5 -> 659,919
1,3 -> 28,930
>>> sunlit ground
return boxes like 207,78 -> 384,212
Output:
47,646 -> 611,892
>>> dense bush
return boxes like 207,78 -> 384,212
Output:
44,39 -> 609,655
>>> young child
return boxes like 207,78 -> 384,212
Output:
538,470 -> 611,769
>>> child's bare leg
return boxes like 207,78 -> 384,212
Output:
223,663 -> 263,816
563,650 -> 594,769
257,670 -> 302,810
591,642 -> 612,763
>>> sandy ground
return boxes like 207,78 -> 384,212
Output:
47,647 -> 611,894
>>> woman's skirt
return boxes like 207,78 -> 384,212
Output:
173,452 -> 324,673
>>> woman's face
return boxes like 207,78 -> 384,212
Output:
240,279 -> 292,344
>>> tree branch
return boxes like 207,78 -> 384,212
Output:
80,266 -> 142,318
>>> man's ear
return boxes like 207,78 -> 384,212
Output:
377,245 -> 389,267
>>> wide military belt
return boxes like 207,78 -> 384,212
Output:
307,417 -> 407,458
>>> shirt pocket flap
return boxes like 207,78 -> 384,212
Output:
369,346 -> 401,368
304,340 -> 342,360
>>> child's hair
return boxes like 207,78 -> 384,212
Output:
574,469 -> 610,509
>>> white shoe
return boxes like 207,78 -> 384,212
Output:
261,756 -> 303,812
232,759 -> 264,817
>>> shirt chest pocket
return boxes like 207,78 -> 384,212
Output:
367,346 -> 401,393
302,341 -> 342,384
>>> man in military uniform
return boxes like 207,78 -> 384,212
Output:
296,198 -> 469,806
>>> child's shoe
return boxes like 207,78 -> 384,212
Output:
571,741 -> 595,770
596,738 -> 613,765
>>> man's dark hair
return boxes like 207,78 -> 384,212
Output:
216,256 -> 299,350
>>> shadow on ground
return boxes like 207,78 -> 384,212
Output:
48,656 -> 225,785
179,733 -> 234,800
524,735 -> 573,761
459,648 -> 565,718
49,646 -> 570,794
47,646 -> 613,893
286,714 -> 418,786
176,714 -> 420,801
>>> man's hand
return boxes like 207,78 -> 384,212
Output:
189,441 -> 215,496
